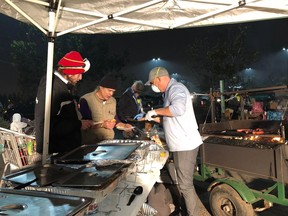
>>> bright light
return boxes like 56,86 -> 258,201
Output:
152,58 -> 161,61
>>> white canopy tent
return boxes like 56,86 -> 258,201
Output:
1,0 -> 288,34
0,0 -> 288,163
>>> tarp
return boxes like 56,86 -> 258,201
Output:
1,0 -> 288,35
1,0 -> 288,162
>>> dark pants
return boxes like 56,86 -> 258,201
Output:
173,148 -> 199,216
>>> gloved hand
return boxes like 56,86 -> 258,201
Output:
145,110 -> 157,121
133,113 -> 145,120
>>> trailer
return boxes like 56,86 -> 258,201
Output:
192,118 -> 288,216
190,86 -> 288,215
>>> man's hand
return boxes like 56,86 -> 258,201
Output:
103,119 -> 116,129
81,120 -> 93,130
145,110 -> 157,121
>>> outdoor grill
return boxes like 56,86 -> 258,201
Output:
199,120 -> 288,183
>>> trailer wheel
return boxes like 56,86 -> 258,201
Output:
210,184 -> 254,216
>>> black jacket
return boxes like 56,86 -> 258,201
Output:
117,87 -> 140,122
34,73 -> 82,154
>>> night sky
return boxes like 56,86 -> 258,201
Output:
0,13 -> 288,94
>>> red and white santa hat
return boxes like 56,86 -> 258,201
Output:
58,51 -> 90,75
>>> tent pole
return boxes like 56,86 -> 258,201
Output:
42,9 -> 56,164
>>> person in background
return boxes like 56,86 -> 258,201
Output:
117,80 -> 145,138
79,74 -> 132,144
117,80 -> 145,122
145,66 -> 203,216
34,51 -> 93,157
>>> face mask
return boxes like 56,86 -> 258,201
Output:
151,84 -> 161,93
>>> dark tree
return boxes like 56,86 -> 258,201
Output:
10,24 -> 47,101
186,25 -> 258,92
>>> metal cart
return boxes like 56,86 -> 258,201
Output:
0,127 -> 36,186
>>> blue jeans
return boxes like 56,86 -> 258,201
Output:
173,147 -> 199,216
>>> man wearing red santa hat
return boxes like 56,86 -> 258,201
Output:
34,51 -> 93,159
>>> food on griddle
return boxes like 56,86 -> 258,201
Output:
236,129 -> 252,134
252,128 -> 264,135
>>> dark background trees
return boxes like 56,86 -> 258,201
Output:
186,25 -> 258,92
0,22 -> 266,121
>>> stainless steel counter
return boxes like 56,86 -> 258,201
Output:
0,188 -> 92,216
1,139 -> 168,215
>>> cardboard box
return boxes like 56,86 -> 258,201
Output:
269,101 -> 278,110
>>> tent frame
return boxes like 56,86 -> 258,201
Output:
2,0 -> 288,163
